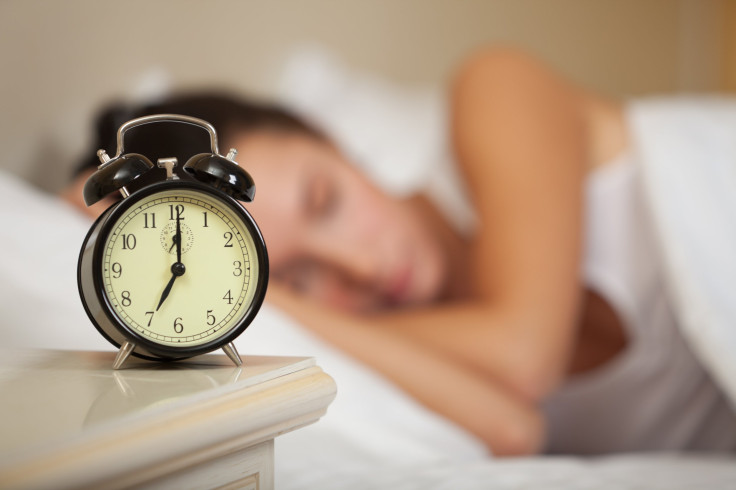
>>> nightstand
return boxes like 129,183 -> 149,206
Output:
0,349 -> 336,489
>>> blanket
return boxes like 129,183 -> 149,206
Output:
629,97 -> 736,409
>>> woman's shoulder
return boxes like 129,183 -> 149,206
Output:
451,45 -> 627,171
451,46 -> 575,98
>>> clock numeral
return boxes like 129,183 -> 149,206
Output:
206,309 -> 216,326
223,290 -> 233,305
111,262 -> 122,279
121,290 -> 132,307
143,212 -> 157,229
223,232 -> 233,247
173,317 -> 183,333
145,311 -> 154,327
233,261 -> 243,277
121,234 -> 136,250
169,204 -> 185,220
203,212 -> 209,228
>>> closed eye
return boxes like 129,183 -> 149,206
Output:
305,172 -> 337,220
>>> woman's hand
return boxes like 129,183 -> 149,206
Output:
265,280 -> 545,456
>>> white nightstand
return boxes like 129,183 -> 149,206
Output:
0,349 -> 336,489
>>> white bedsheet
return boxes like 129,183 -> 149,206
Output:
275,453 -> 736,490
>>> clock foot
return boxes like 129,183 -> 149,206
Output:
112,341 -> 136,370
222,342 -> 243,367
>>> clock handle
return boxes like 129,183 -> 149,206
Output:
112,114 -> 220,159
85,114 -> 223,206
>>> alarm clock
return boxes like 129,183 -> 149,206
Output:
77,114 -> 268,369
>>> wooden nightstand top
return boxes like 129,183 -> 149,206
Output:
0,349 -> 336,489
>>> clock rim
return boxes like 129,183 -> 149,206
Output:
79,179 -> 269,360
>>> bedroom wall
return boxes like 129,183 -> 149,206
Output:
0,0 -> 728,192
724,0 -> 736,92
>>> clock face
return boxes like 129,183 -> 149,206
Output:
99,187 -> 261,348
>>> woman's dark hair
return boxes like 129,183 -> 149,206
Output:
76,91 -> 323,190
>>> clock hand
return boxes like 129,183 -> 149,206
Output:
168,233 -> 178,253
156,273 -> 177,311
176,211 -> 182,264
158,212 -> 185,312
155,262 -> 186,311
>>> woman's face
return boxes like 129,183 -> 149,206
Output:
232,131 -> 448,312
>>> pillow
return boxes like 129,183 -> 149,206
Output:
276,46 -> 477,236
0,171 -> 112,352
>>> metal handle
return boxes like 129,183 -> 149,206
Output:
113,114 -> 219,158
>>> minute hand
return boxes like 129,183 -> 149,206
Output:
176,211 -> 182,263
157,210 -> 185,312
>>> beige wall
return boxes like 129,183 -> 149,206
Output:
725,0 -> 736,92
0,0 -> 727,191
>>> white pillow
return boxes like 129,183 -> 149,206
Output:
276,47 -> 477,236
0,172 -> 113,352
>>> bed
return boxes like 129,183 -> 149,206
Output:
2,49 -> 736,489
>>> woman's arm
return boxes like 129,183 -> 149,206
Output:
268,284 -> 544,456
355,48 -> 588,402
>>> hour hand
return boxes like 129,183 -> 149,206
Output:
168,233 -> 179,253
156,273 -> 177,311
155,262 -> 186,311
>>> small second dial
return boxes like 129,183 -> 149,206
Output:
160,221 -> 194,255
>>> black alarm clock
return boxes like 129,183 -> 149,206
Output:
77,114 -> 268,369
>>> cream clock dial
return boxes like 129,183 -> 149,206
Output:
79,179 -> 268,369
102,188 -> 259,348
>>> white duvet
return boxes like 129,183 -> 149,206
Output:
630,97 -> 736,410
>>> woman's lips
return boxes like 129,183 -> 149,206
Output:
385,262 -> 413,304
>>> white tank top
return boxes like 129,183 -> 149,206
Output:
541,151 -> 736,453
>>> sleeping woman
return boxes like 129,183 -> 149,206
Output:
63,47 -> 736,456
